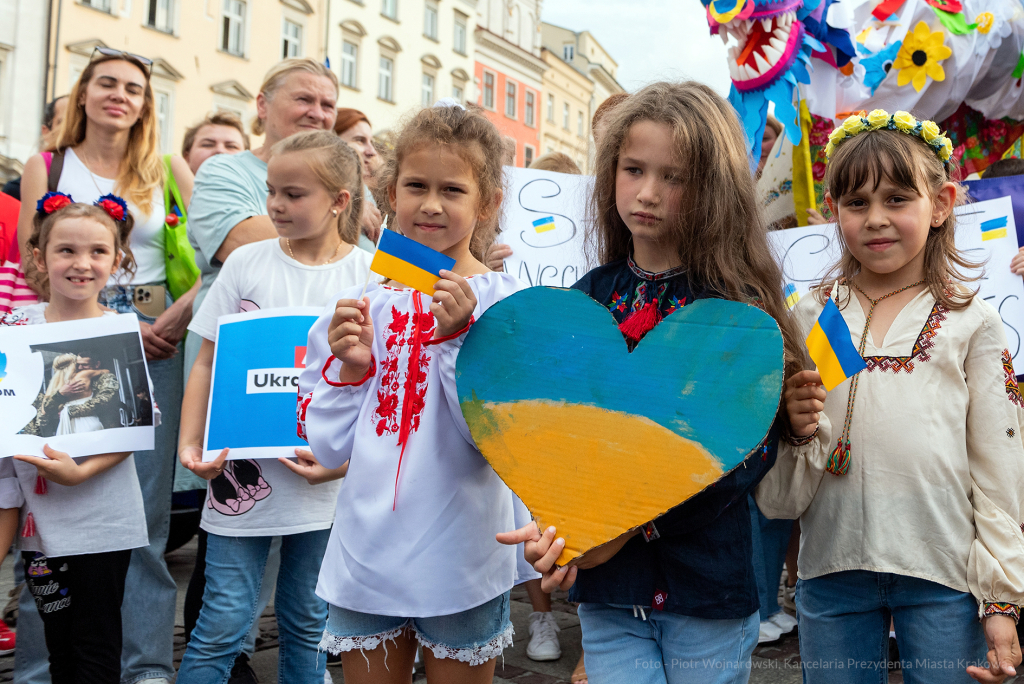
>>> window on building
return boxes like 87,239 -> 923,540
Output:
563,44 -> 575,61
379,56 -> 394,101
505,81 -> 516,118
525,91 -> 535,127
452,83 -> 464,102
578,111 -> 584,136
483,72 -> 495,109
341,41 -> 358,88
524,145 -> 534,167
155,91 -> 172,153
82,0 -> 112,11
453,12 -> 468,54
546,93 -> 554,122
221,0 -> 246,56
282,19 -> 303,58
146,0 -> 174,32
422,73 -> 435,106
563,102 -> 570,130
382,0 -> 397,19
424,1 -> 438,39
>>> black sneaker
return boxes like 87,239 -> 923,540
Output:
229,653 -> 259,684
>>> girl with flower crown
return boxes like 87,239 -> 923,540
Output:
756,110 -> 1024,684
0,193 -> 155,683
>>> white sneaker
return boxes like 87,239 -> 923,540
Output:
526,611 -> 562,661
324,670 -> 333,684
758,619 -> 783,644
769,611 -> 798,634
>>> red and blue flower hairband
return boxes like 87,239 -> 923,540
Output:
36,191 -> 129,223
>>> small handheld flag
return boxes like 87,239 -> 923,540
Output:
981,216 -> 1008,241
532,216 -> 556,233
805,298 -> 867,391
369,230 -> 456,296
784,283 -> 801,309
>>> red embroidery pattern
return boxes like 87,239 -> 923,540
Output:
863,303 -> 948,374
296,391 -> 313,441
372,304 -> 436,438
1002,349 -> 1024,408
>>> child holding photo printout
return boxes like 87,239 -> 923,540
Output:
499,81 -> 803,684
176,130 -> 371,684
297,102 -> 527,683
0,193 -> 153,683
755,112 -> 1024,684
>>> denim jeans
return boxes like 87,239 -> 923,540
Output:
100,285 -> 182,683
176,530 -> 331,684
577,603 -> 759,684
797,571 -> 988,684
748,495 -> 793,621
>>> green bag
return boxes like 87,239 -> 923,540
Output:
163,154 -> 199,299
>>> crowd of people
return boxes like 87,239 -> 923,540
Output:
0,46 -> 1022,684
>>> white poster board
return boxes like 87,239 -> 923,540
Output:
497,167 -> 596,288
0,314 -> 155,457
768,196 -> 1024,372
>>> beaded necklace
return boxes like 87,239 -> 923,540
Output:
825,279 -> 926,475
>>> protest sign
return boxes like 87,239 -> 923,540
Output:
497,167 -> 595,288
768,196 -> 1024,372
0,314 -> 154,458
457,287 -> 783,566
204,307 -> 321,462
964,175 -> 1024,248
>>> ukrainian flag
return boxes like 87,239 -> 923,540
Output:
784,283 -> 801,309
370,230 -> 456,296
533,216 -> 556,233
981,216 -> 1008,241
805,298 -> 867,391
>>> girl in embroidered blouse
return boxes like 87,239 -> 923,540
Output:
298,103 -> 525,683
499,81 -> 803,684
755,111 -> 1024,684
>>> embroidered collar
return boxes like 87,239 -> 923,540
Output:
626,253 -> 687,282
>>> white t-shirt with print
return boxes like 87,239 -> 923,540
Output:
188,238 -> 373,537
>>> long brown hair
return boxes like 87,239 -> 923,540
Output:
57,54 -> 162,215
377,104 -> 505,261
590,81 -> 802,373
817,127 -> 976,311
269,130 -> 363,245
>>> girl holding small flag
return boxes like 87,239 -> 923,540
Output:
176,131 -> 370,684
756,111 -> 1024,684
500,81 -> 803,684
298,102 -> 526,683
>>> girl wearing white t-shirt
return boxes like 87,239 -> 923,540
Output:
298,103 -> 524,683
176,131 -> 370,684
2,195 -> 152,683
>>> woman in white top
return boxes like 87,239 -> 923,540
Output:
756,111 -> 1024,684
14,49 -> 193,684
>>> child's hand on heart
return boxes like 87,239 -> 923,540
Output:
328,297 -> 374,382
431,271 -> 476,339
785,369 -> 826,437
497,522 -> 578,593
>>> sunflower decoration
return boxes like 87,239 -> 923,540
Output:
893,21 -> 953,92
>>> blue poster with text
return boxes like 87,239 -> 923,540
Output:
205,308 -> 321,460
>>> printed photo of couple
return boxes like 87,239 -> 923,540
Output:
18,332 -> 153,438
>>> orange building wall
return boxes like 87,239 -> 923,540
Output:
474,62 -> 541,168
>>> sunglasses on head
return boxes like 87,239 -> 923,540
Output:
90,47 -> 153,73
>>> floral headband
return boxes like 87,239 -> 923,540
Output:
825,109 -> 953,166
36,192 -> 129,223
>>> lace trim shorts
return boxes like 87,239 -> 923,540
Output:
320,590 -> 513,667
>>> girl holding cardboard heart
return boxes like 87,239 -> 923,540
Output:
298,102 -> 530,684
500,81 -> 803,684
757,111 -> 1024,684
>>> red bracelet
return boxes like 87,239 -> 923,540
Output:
321,355 -> 376,387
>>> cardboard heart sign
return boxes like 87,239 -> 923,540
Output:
456,287 -> 783,565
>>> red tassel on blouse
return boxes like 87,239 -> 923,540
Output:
21,513 -> 35,538
618,299 -> 663,343
34,476 -> 47,495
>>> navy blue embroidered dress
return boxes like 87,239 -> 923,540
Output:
569,256 -> 779,618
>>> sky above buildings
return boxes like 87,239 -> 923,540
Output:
541,0 -> 732,96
